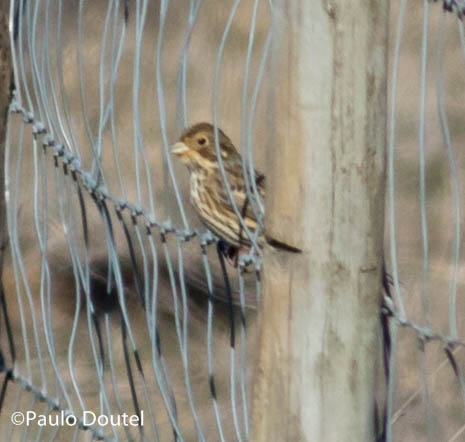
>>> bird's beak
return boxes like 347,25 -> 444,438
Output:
171,142 -> 189,157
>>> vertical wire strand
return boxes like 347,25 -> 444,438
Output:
130,221 -> 160,439
175,0 -> 203,133
147,231 -> 184,440
418,3 -> 434,440
161,235 -> 206,441
177,239 -> 206,440
16,0 -> 34,111
200,240 -> 226,442
132,0 -> 156,215
237,268 -> 249,438
385,321 -> 398,442
418,0 -> 432,326
33,134 -> 72,409
156,0 -> 190,230
9,0 -> 22,105
436,9 -> 460,340
246,19 -> 273,218
8,119 -> 48,395
5,382 -> 22,441
77,0 -> 102,167
387,0 -> 408,319
239,0 -> 262,223
29,0 -> 53,133
212,0 -> 261,257
49,0 -> 77,154
108,0 -> 128,199
93,0 -> 115,187
4,114 -> 32,382
54,165 -> 86,414
105,315 -> 134,441
419,340 -> 434,442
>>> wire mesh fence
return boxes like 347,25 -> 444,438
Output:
3,0 -> 465,441
383,0 -> 465,440
0,0 -> 269,440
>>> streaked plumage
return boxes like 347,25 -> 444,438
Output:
172,122 -> 300,253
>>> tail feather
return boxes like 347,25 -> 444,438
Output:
265,235 -> 302,253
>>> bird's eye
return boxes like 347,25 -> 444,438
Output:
198,137 -> 207,146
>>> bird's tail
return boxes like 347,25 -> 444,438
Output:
265,235 -> 302,253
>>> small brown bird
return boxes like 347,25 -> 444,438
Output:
172,122 -> 300,254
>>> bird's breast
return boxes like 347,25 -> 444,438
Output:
189,171 -> 209,207
189,173 -> 200,204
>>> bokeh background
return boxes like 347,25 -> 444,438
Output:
2,1 -> 465,441
387,1 -> 465,440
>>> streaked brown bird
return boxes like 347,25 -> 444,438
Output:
172,122 -> 301,254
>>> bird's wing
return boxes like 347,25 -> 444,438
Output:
218,169 -> 265,224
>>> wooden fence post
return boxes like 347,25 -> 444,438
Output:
252,1 -> 388,441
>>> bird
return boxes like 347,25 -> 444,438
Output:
171,122 -> 301,255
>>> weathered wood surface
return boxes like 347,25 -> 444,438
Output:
252,1 -> 388,441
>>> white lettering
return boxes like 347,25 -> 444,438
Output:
83,411 -> 96,426
26,411 -> 36,425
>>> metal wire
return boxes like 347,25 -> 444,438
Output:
2,1 -> 263,441
4,1 -> 465,442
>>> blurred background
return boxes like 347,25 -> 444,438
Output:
1,0 -> 465,441
387,1 -> 465,440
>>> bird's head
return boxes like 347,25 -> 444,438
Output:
172,122 -> 239,170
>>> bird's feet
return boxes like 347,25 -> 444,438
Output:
218,240 -> 258,272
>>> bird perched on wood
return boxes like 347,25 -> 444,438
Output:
171,122 -> 301,254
